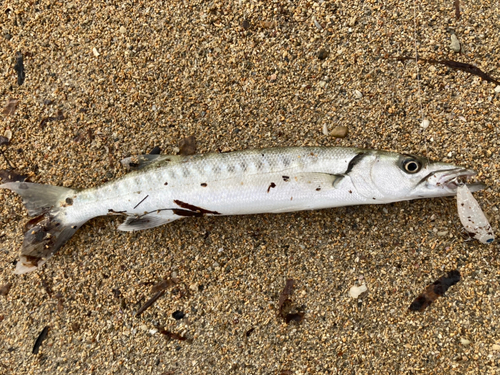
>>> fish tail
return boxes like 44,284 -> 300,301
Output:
1,182 -> 84,274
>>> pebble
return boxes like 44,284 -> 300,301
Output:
420,118 -> 430,128
317,48 -> 329,60
119,26 -> 126,34
460,338 -> 471,346
349,284 -> 368,298
92,47 -> 100,57
353,90 -> 363,99
494,85 -> 500,93
4,129 -> 12,141
330,125 -> 348,138
450,34 -> 461,53
492,344 -> 500,351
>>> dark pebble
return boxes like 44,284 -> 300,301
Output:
172,310 -> 185,320
317,48 -> 329,60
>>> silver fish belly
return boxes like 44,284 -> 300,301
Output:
0,147 -> 485,274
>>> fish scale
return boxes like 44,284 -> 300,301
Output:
0,146 -> 485,274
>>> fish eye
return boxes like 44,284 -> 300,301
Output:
403,159 -> 421,174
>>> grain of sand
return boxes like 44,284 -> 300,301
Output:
1,1 -> 500,374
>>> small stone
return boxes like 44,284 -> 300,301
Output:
420,118 -> 430,129
330,125 -> 348,138
494,85 -> 500,93
139,324 -> 148,331
492,344 -> 500,351
317,48 -> 329,60
269,74 -> 277,81
4,129 -> 12,141
119,26 -> 126,34
349,284 -> 367,298
353,90 -> 363,99
437,231 -> 448,236
348,16 -> 357,26
450,34 -> 461,53
3,33 -> 12,40
241,20 -> 250,30
460,338 -> 471,346
92,47 -> 100,57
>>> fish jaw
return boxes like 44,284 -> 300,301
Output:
413,166 -> 485,198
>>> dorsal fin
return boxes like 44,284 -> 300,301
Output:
120,154 -> 181,171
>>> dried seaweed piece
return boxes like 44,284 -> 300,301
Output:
32,326 -> 49,354
278,279 -> 304,323
71,322 -> 80,332
151,278 -> 175,294
178,136 -> 196,156
112,288 -> 121,298
159,329 -> 187,341
39,274 -> 52,298
278,279 -> 295,312
40,110 -> 64,129
14,52 -> 25,85
135,290 -> 165,317
0,136 -> 9,146
0,169 -> 27,183
0,283 -> 12,297
396,57 -> 500,85
2,99 -> 19,116
454,0 -> 461,20
409,270 -> 461,312
245,327 -> 255,337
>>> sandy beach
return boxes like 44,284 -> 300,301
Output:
1,1 -> 499,374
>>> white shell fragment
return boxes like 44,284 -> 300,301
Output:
349,283 -> 367,298
457,185 -> 495,244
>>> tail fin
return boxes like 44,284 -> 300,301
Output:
1,182 -> 83,274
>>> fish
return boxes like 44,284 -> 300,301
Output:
0,147 -> 485,274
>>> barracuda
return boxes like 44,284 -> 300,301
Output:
0,147 -> 485,274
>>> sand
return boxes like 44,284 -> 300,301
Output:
1,0 -> 499,374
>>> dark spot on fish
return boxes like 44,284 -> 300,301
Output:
282,176 -> 290,182
267,182 -> 276,193
65,197 -> 73,205
349,190 -> 352,194
19,182 -> 29,189
240,162 -> 247,171
201,183 -> 207,187
173,200 -> 221,215
316,187 -> 321,191
228,165 -> 235,173
373,197 -> 376,200
182,167 -> 190,177
257,161 -> 263,169
164,182 -> 168,186
345,152 -> 367,175
283,158 -> 291,167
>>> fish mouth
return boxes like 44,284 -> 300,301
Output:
433,168 -> 485,192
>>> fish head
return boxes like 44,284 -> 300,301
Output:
366,152 -> 485,201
